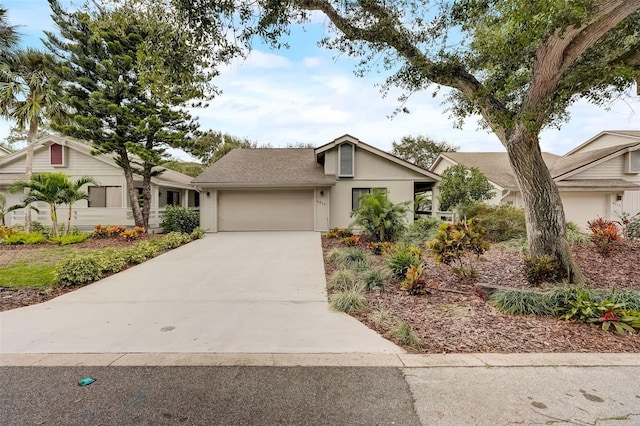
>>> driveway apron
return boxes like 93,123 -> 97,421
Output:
0,232 -> 401,354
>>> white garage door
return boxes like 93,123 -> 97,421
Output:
218,190 -> 314,231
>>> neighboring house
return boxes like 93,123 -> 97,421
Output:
0,135 -> 199,230
0,145 -> 11,157
193,134 -> 440,232
431,130 -> 640,227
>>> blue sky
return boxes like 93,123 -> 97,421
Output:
2,0 -> 639,158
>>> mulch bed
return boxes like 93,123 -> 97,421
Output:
322,236 -> 640,353
0,235 -> 160,312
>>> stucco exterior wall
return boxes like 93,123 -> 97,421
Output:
329,180 -> 415,229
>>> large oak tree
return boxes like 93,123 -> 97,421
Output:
178,0 -> 640,283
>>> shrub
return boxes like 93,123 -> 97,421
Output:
625,217 -> 640,240
328,269 -> 359,291
465,204 -> 526,242
341,235 -> 362,246
350,189 -> 409,242
329,287 -> 367,312
401,263 -> 427,295
154,231 -> 192,250
385,246 -> 422,278
400,217 -> 444,246
522,254 -> 562,286
366,241 -> 394,255
118,227 -> 146,240
566,222 -> 591,245
587,217 -> 620,256
327,246 -> 371,269
427,219 -> 489,278
120,240 -> 161,264
359,267 -> 388,291
56,253 -> 103,286
492,236 -> 527,252
160,205 -> 200,234
390,321 -> 423,347
325,227 -> 352,239
94,248 -> 128,273
190,227 -> 205,240
93,224 -> 127,238
2,232 -> 47,245
0,225 -> 17,240
608,290 -> 640,311
48,233 -> 91,245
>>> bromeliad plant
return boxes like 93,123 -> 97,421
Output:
558,289 -> 640,335
427,219 -> 489,278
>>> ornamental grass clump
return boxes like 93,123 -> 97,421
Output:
390,321 -> 423,347
385,245 -> 422,278
329,286 -> 367,313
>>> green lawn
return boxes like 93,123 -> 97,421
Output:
0,262 -> 58,288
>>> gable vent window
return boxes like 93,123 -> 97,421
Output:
50,143 -> 65,167
339,143 -> 354,177
626,151 -> 640,174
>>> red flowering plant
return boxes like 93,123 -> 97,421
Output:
587,217 -> 620,257
588,300 -> 635,335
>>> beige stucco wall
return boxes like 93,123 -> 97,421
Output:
323,144 -> 436,229
329,180 -> 416,229
560,192 -> 614,229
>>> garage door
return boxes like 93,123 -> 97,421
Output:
218,190 -> 314,231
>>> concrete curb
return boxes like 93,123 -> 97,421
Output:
2,352 -> 640,367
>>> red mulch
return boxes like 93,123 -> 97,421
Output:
322,236 -> 640,353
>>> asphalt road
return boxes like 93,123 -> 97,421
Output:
0,366 -> 420,425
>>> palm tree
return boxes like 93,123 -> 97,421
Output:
350,189 -> 410,242
10,172 -> 71,237
59,176 -> 97,234
0,192 -> 23,226
0,7 -> 18,66
0,48 -> 67,231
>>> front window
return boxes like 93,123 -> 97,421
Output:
339,143 -> 354,177
88,186 -> 122,208
352,187 -> 387,210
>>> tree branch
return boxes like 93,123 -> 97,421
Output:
525,1 -> 640,118
293,0 -> 512,142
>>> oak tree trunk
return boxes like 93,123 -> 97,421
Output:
505,126 -> 584,284
118,150 -> 144,228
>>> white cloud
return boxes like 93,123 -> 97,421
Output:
302,57 -> 323,68
234,50 -> 293,70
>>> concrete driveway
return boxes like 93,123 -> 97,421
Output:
0,232 -> 401,354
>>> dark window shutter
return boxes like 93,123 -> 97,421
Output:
50,144 -> 63,165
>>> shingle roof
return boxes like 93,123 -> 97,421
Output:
439,141 -> 640,189
555,179 -> 640,190
439,152 -> 561,189
552,142 -> 640,178
192,148 -> 337,187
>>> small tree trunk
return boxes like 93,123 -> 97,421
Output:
141,163 -> 153,231
505,127 -> 584,284
23,119 -> 38,232
50,205 -> 59,237
118,150 -> 144,228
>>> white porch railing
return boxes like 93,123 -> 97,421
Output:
8,207 -> 199,231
